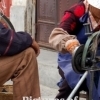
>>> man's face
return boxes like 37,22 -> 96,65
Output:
89,4 -> 100,22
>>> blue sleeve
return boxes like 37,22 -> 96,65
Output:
0,22 -> 33,56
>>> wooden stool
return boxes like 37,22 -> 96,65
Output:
0,85 -> 13,100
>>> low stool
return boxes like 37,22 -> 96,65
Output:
0,85 -> 13,100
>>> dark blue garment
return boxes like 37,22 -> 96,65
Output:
58,13 -> 100,100
0,22 -> 32,56
77,12 -> 88,44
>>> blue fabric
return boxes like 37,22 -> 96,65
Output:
86,73 -> 100,100
77,12 -> 88,44
58,13 -> 100,100
0,22 -> 32,56
58,53 -> 82,89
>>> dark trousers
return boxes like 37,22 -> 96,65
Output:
55,67 -> 89,99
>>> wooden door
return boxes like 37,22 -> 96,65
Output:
36,0 -> 79,49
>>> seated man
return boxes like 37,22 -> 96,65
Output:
0,22 -> 40,100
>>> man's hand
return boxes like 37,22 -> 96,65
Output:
31,40 -> 40,57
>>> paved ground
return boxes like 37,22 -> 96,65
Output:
37,48 -> 60,89
40,85 -> 58,98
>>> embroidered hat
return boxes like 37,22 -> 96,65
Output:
88,0 -> 100,9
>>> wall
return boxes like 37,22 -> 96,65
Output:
0,0 -> 12,17
12,0 -> 27,6
10,0 -> 36,37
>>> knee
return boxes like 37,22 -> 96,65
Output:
25,47 -> 36,58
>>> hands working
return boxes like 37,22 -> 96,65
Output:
65,39 -> 80,54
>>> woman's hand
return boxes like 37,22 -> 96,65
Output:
65,39 -> 80,54
31,40 -> 40,57
68,45 -> 79,54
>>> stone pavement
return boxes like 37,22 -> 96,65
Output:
37,48 -> 59,98
37,48 -> 60,89
40,85 -> 58,98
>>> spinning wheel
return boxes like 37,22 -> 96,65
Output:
72,31 -> 100,74
68,23 -> 100,100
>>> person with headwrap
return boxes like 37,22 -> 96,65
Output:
49,0 -> 100,99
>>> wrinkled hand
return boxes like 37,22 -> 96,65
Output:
68,45 -> 79,54
65,39 -> 80,54
31,40 -> 40,57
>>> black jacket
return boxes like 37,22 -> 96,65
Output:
0,22 -> 33,56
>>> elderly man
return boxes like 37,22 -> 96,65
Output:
0,22 -> 40,100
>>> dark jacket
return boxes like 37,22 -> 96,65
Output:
0,22 -> 33,56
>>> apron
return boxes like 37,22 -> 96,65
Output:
58,12 -> 100,100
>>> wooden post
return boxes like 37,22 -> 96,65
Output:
32,0 -> 36,38
10,0 -> 36,37
26,0 -> 36,37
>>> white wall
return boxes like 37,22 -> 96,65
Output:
12,0 -> 27,6
10,0 -> 26,32
10,0 -> 36,37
